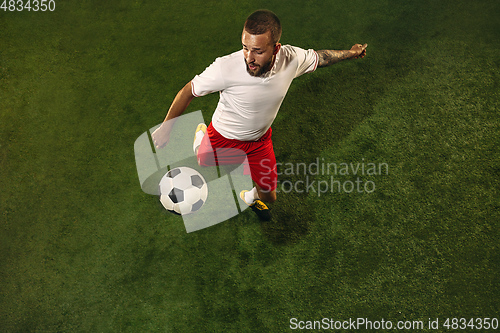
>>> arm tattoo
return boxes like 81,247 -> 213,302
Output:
317,50 -> 355,68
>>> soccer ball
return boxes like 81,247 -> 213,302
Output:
159,167 -> 208,215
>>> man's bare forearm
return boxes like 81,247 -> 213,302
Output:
160,81 -> 195,128
316,49 -> 357,68
151,81 -> 195,148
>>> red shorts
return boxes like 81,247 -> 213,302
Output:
197,123 -> 277,192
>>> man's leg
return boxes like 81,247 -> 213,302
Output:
196,123 -> 223,168
241,183 -> 276,204
256,183 -> 277,203
240,186 -> 272,221
240,165 -> 276,222
193,123 -> 207,157
239,129 -> 277,221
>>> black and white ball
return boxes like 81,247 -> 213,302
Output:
159,167 -> 208,215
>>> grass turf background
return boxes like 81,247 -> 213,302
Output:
1,0 -> 499,332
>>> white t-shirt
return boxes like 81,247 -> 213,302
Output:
191,45 -> 319,141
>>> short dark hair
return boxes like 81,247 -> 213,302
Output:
244,10 -> 282,45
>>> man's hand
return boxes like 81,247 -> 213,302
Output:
350,43 -> 367,59
151,125 -> 171,149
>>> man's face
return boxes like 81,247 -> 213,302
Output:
242,30 -> 280,77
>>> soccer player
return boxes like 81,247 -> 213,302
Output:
152,10 -> 367,221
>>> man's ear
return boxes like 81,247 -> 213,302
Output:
273,43 -> 281,55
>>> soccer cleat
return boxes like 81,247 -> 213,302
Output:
240,190 -> 271,221
193,123 -> 207,155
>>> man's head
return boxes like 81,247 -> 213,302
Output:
242,10 -> 282,77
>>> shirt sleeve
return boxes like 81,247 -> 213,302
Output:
191,57 -> 226,97
293,46 -> 319,78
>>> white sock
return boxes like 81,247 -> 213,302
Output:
193,128 -> 205,154
244,187 -> 260,205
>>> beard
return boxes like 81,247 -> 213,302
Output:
245,56 -> 274,77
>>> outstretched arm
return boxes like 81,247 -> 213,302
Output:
317,44 -> 367,68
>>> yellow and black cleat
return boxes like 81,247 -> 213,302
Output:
240,190 -> 271,221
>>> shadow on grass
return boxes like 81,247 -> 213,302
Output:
261,190 -> 312,245
260,66 -> 379,245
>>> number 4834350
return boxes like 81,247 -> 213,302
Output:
1,0 -> 56,11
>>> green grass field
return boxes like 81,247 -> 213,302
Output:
1,0 -> 499,332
